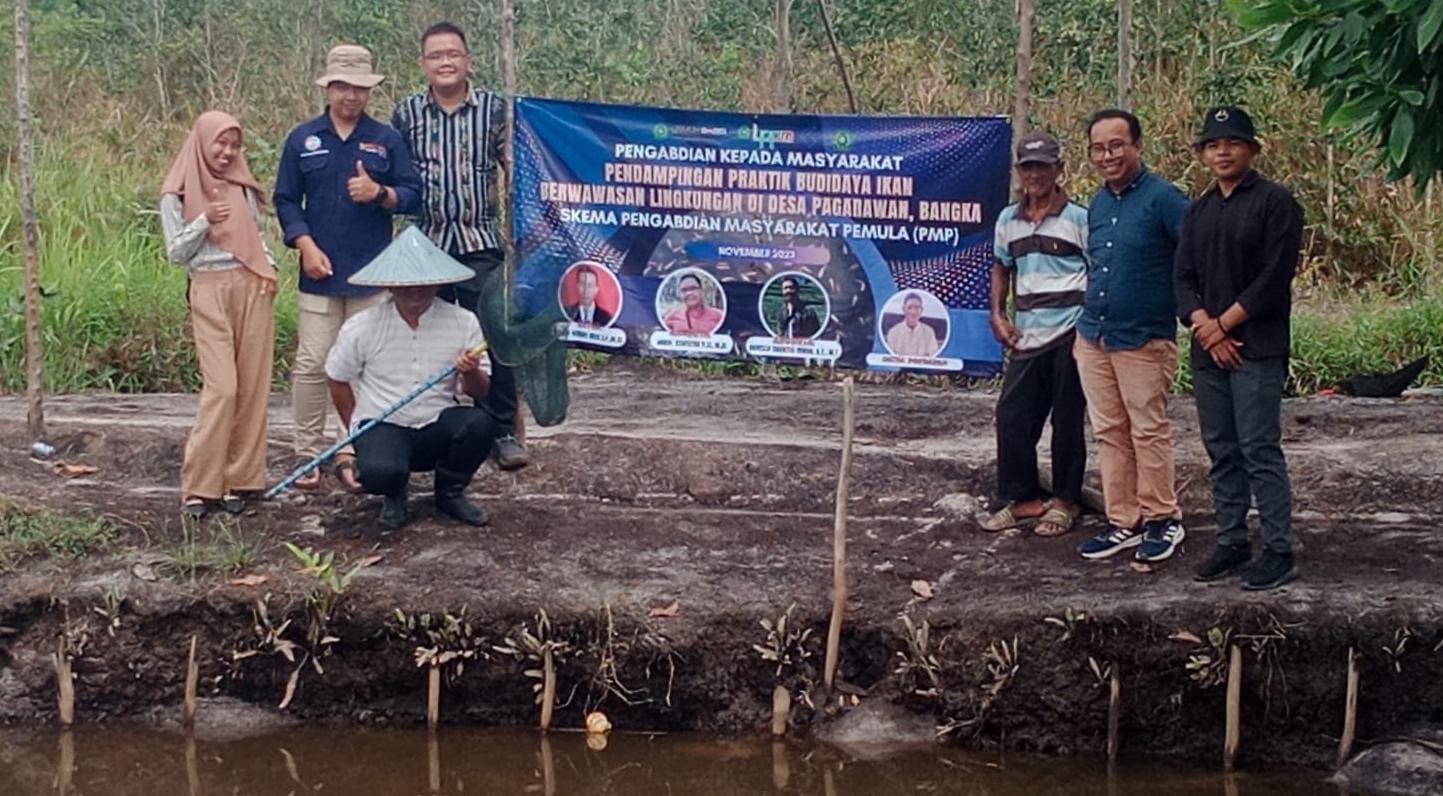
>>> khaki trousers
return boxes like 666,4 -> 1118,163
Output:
292,290 -> 384,458
1073,335 -> 1180,528
182,269 -> 275,499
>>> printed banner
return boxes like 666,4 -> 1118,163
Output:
511,97 -> 1011,374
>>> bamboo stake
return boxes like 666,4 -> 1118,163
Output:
1117,0 -> 1134,110
539,645 -> 556,731
185,735 -> 200,796
184,635 -> 199,728
1012,0 -> 1034,199
57,730 -> 75,796
816,0 -> 858,114
15,0 -> 46,440
775,0 -> 795,112
1107,666 -> 1120,762
540,735 -> 556,796
771,684 -> 791,737
427,666 -> 442,729
1337,646 -> 1359,767
823,377 -> 856,691
427,727 -> 441,793
54,638 -> 74,726
1224,645 -> 1242,771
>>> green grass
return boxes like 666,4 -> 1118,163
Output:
159,516 -> 265,581
0,498 -> 118,568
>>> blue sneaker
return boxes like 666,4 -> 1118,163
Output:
1135,518 -> 1186,562
1078,523 -> 1143,560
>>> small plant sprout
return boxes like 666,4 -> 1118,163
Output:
1042,607 -> 1088,643
894,611 -> 944,697
983,636 -> 1020,699
1185,626 -> 1233,688
754,604 -> 815,679
494,610 -> 572,729
391,607 -> 488,681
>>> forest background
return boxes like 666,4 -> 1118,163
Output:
0,0 -> 1439,395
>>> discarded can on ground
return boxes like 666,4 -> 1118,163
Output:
30,440 -> 57,460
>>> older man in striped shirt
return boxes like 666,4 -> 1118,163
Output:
981,131 -> 1089,538
392,21 -> 528,471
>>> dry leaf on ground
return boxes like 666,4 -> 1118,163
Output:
230,573 -> 269,587
1129,562 -> 1155,574
1169,631 -> 1203,644
53,462 -> 99,478
354,554 -> 384,568
130,562 -> 158,582
911,579 -> 935,600
648,600 -> 680,618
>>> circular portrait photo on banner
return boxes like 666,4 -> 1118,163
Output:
759,272 -> 830,340
557,260 -> 623,328
656,268 -> 727,336
879,289 -> 949,358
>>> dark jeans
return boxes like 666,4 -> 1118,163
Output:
439,249 -> 518,432
353,406 -> 498,498
1193,356 -> 1293,554
995,338 -> 1087,503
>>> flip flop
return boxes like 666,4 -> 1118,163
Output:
980,504 -> 1021,533
1036,503 -> 1081,537
333,455 -> 363,494
292,457 -> 322,491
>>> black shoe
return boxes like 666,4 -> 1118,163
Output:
436,492 -> 490,527
379,494 -> 411,530
493,434 -> 530,471
1242,550 -> 1297,591
220,492 -> 245,514
1195,544 -> 1252,582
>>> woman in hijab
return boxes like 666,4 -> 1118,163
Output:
160,111 -> 277,517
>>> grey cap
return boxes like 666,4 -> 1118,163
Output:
1015,131 -> 1062,165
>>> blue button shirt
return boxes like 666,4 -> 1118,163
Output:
274,112 -> 422,297
1076,166 -> 1189,350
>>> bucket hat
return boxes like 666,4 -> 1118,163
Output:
348,226 -> 475,287
315,44 -> 385,89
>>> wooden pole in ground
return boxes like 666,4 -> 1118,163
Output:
774,0 -> 795,112
1012,0 -> 1034,199
539,645 -> 556,731
185,735 -> 200,796
823,377 -> 856,691
539,735 -> 556,796
1224,645 -> 1242,770
54,638 -> 74,726
771,684 -> 791,737
427,665 -> 442,729
57,730 -> 75,796
1107,666 -> 1120,762
184,635 -> 199,728
15,0 -> 46,440
816,0 -> 858,114
1117,0 -> 1133,110
427,726 -> 441,793
1337,646 -> 1359,767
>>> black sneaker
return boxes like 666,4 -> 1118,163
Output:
493,435 -> 530,471
436,493 -> 490,527
1243,551 -> 1297,591
379,494 -> 411,530
1077,523 -> 1143,560
1135,518 -> 1186,562
1194,544 -> 1252,582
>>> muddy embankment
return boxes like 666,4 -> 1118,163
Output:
1,369 -> 1442,769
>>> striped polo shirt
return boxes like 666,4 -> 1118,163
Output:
993,196 -> 1089,356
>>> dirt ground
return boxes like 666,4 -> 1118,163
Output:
1,364 -> 1441,768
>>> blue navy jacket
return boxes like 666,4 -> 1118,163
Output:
1076,166 -> 1189,350
274,111 -> 421,297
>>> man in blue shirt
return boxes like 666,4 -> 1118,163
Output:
274,44 -> 421,489
1073,109 -> 1189,564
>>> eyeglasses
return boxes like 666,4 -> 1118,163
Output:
423,50 -> 469,63
1088,140 -> 1134,159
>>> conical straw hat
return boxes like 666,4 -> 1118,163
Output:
348,226 -> 476,287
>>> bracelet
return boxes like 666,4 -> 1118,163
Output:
1218,319 -> 1230,335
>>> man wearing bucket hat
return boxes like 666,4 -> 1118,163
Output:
392,22 -> 530,472
325,227 -> 498,531
1175,106 -> 1304,590
275,44 -> 422,491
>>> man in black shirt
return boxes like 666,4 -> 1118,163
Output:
1174,106 -> 1304,590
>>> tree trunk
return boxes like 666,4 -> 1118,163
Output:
15,0 -> 46,440
1014,0 -> 1035,197
816,0 -> 858,113
775,0 -> 795,111
1117,0 -> 1133,110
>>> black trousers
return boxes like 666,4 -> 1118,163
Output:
439,249 -> 518,431
995,338 -> 1087,503
353,407 -> 498,498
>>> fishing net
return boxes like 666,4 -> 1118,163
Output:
476,258 -> 571,427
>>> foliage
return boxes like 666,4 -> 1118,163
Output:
390,607 -> 487,680
1231,0 -> 1443,190
0,498 -> 116,567
494,609 -> 573,705
753,603 -> 815,679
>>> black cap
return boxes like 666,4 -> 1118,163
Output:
1197,106 -> 1258,146
1015,131 -> 1062,165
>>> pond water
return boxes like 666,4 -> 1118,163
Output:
0,725 -> 1335,795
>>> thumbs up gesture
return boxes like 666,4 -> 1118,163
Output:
347,160 -> 383,204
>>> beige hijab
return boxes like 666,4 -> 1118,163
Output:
160,111 -> 274,282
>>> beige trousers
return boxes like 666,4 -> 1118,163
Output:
292,290 -> 384,458
182,269 -> 275,499
1073,335 -> 1181,528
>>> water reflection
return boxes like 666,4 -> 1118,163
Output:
0,725 -> 1333,795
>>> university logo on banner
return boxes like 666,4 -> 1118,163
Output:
511,97 -> 1010,375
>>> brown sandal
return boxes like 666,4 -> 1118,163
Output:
1036,503 -> 1081,537
333,454 -> 362,494
292,457 -> 322,491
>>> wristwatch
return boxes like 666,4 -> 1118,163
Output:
371,186 -> 390,206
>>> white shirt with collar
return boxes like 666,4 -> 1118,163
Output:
325,296 -> 488,431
